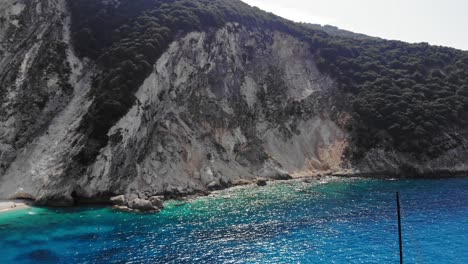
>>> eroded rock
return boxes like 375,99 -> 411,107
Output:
256,179 -> 267,186
149,196 -> 164,209
207,181 -> 222,191
110,195 -> 126,206
120,195 -> 164,213
128,198 -> 154,211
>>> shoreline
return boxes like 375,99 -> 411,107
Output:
1,172 -> 467,214
0,199 -> 33,213
331,170 -> 468,179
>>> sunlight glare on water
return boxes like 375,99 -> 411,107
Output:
0,177 -> 467,263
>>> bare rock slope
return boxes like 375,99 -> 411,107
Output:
0,1 -> 345,204
80,25 -> 346,200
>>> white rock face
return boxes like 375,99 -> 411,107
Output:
76,23 -> 345,198
0,0 -> 92,202
0,7 -> 347,201
0,0 -> 347,203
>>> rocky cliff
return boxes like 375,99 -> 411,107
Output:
0,0 -> 467,206
0,0 -> 92,204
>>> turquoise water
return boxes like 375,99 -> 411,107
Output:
0,178 -> 467,263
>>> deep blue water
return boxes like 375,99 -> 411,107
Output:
0,178 -> 467,263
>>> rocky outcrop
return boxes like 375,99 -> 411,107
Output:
110,195 -> 126,206
256,179 -> 267,186
110,194 -> 164,213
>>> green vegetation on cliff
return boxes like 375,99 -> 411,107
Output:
67,0 -> 468,163
316,35 -> 468,158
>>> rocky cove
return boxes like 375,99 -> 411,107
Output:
0,0 -> 468,209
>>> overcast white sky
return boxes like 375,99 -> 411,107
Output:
241,0 -> 467,50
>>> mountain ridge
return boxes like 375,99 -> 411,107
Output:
302,23 -> 380,41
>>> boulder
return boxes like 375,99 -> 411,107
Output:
126,193 -> 139,203
233,179 -> 252,186
257,163 -> 293,180
149,196 -> 164,209
110,195 -> 126,206
112,205 -> 132,212
302,178 -> 314,183
256,179 -> 267,186
128,198 -> 156,212
219,176 -> 232,188
207,181 -> 222,190
270,172 -> 293,180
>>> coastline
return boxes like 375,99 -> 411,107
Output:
0,200 -> 33,213
0,175 -> 465,262
331,170 -> 468,179
1,171 -> 467,214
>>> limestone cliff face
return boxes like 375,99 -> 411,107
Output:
0,3 -> 347,203
0,1 -> 466,205
0,0 -> 92,204
77,24 -> 347,199
0,0 -> 74,175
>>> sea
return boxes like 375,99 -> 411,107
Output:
0,177 -> 467,263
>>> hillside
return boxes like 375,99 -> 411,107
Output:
67,0 -> 468,161
0,0 -> 467,207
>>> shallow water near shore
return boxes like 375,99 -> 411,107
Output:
0,177 -> 467,263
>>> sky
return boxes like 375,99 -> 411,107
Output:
241,0 -> 468,51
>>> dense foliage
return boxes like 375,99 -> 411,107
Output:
302,23 -> 378,41
319,39 -> 468,158
68,0 -> 468,163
